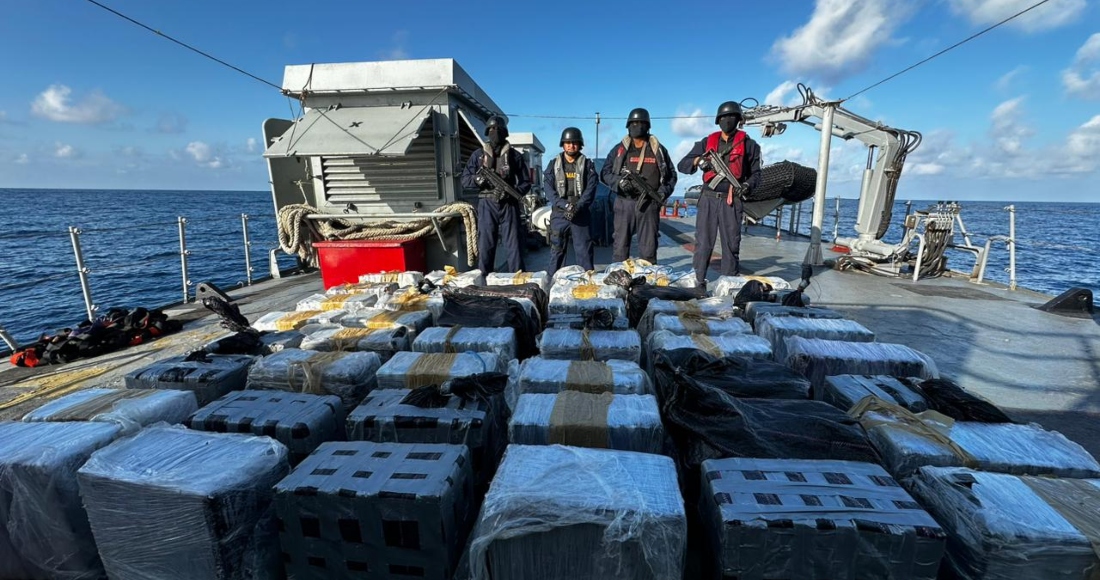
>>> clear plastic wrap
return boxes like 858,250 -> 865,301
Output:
651,348 -> 811,401
909,466 -> 1100,580
485,270 -> 551,293
701,457 -> 946,580
375,351 -> 501,390
506,357 -> 653,412
711,275 -> 791,297
125,353 -> 255,405
375,288 -> 446,321
742,302 -> 844,325
204,330 -> 304,355
0,422 -> 122,580
756,316 -> 876,362
547,296 -> 629,329
509,393 -> 666,455
244,348 -> 381,411
637,297 -> 737,338
784,337 -> 939,391
253,310 -> 347,332
854,398 -> 1100,479
548,280 -> 626,302
188,390 -> 344,465
604,259 -> 698,288
537,328 -> 642,363
275,442 -> 473,580
426,266 -> 486,287
651,313 -> 751,336
323,280 -> 398,298
550,265 -> 593,284
339,307 -> 432,340
298,324 -> 409,361
346,388 -> 506,490
358,270 -> 423,287
294,292 -> 379,312
412,326 -> 516,369
468,444 -> 686,580
647,331 -> 773,366
820,375 -> 929,413
77,426 -> 290,580
22,387 -> 198,434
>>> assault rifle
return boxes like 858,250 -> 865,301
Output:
702,150 -> 748,204
618,170 -> 664,212
476,166 -> 525,204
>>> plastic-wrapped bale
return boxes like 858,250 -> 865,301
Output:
701,457 -> 946,580
820,375 -> 929,413
468,445 -> 686,580
426,267 -> 485,288
22,387 -> 198,434
756,317 -> 876,362
188,390 -> 344,465
346,389 -> 506,490
651,348 -> 810,401
537,328 -> 642,363
323,280 -> 398,299
376,289 -> 446,321
436,291 -> 541,360
784,337 -> 939,392
651,312 -> 751,336
275,442 -> 473,580
550,264 -> 593,284
299,325 -> 409,361
605,259 -> 697,288
548,276 -> 625,301
375,352 -> 501,390
647,331 -> 773,365
295,292 -> 380,312
244,349 -> 381,412
853,398 -> 1100,479
340,308 -> 432,340
742,302 -> 844,326
509,393 -> 665,454
711,275 -> 791,297
547,296 -> 629,329
412,327 -> 516,370
254,310 -> 348,332
0,422 -> 122,580
506,357 -> 653,412
637,297 -> 737,337
358,270 -> 423,287
485,271 -> 551,293
77,426 -> 289,580
125,354 -> 255,405
909,466 -> 1100,580
203,330 -> 304,356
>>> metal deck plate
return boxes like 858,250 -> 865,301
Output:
890,283 -> 1007,301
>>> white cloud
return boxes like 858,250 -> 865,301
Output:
54,142 -> 76,158
771,0 -> 907,82
155,113 -> 188,134
995,66 -> 1027,91
246,137 -> 258,153
378,30 -> 409,60
1056,115 -> 1100,173
909,163 -> 946,175
1063,33 -> 1100,100
764,81 -> 800,106
947,0 -> 1085,33
31,84 -> 126,124
185,140 -> 226,169
670,108 -> 712,138
14,153 -> 29,165
989,97 -> 1033,156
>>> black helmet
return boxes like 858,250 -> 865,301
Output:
485,115 -> 509,138
626,108 -> 651,128
715,101 -> 743,123
560,127 -> 584,147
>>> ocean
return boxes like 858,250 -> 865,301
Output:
0,189 -> 1096,347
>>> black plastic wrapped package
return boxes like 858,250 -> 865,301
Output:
125,354 -> 255,405
820,375 -> 929,413
437,289 -> 541,359
784,337 -> 938,392
245,349 -> 381,412
652,348 -> 811,401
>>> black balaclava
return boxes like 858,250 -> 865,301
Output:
719,116 -> 741,135
628,121 -> 649,140
488,128 -> 506,149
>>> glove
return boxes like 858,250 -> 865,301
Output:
697,156 -> 712,172
474,174 -> 492,190
563,202 -> 578,221
617,175 -> 635,195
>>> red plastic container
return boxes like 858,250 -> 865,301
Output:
313,239 -> 427,289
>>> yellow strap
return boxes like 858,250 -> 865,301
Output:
406,353 -> 458,389
320,293 -> 355,311
653,275 -> 670,287
850,397 -> 978,468
366,310 -> 406,329
677,312 -> 711,335
548,391 -> 613,449
564,361 -> 614,393
691,334 -> 723,358
442,265 -> 458,285
512,272 -> 533,285
572,284 -> 599,300
330,327 -> 377,351
47,389 -> 157,421
290,351 -> 346,395
276,310 -> 320,331
579,329 -> 596,361
442,325 -> 462,354
1021,476 -> 1100,575
676,301 -> 701,313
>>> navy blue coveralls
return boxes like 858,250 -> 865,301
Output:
461,145 -> 532,274
544,152 -> 598,276
600,137 -> 677,262
677,131 -> 762,284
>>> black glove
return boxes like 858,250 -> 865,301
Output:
563,202 -> 578,221
474,174 -> 492,190
697,156 -> 712,172
617,175 -> 636,195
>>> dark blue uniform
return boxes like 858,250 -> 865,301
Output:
544,153 -> 598,276
678,132 -> 762,284
461,146 -> 532,274
600,137 -> 677,262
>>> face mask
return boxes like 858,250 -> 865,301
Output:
489,132 -> 506,148
719,117 -> 740,135
628,124 -> 648,139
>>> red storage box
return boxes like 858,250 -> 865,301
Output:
313,239 -> 427,289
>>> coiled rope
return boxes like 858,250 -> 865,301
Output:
277,203 -> 479,268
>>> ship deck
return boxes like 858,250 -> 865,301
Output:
2,217 -> 1098,457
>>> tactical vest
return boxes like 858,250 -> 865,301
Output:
611,135 -> 663,176
703,130 -> 746,184
481,143 -> 512,177
553,153 -> 586,200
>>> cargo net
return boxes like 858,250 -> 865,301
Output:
743,161 -> 817,203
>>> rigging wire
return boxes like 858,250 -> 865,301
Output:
844,0 -> 1055,101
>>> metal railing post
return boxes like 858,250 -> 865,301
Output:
787,202 -> 797,234
0,323 -> 18,352
775,206 -> 784,241
1006,205 -> 1017,290
178,217 -> 191,303
68,226 -> 97,321
832,197 -> 841,242
241,214 -> 254,285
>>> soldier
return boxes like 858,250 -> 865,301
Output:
460,115 -> 532,274
599,108 -> 677,263
543,127 -> 598,276
677,101 -> 762,287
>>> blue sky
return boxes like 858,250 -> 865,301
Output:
0,0 -> 1097,202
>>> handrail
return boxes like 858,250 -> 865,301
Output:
304,212 -> 462,220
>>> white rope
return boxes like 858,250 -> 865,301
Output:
277,203 -> 479,267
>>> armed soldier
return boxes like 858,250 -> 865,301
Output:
678,101 -> 762,287
543,127 -> 597,276
461,115 -> 532,274
599,108 -> 677,263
